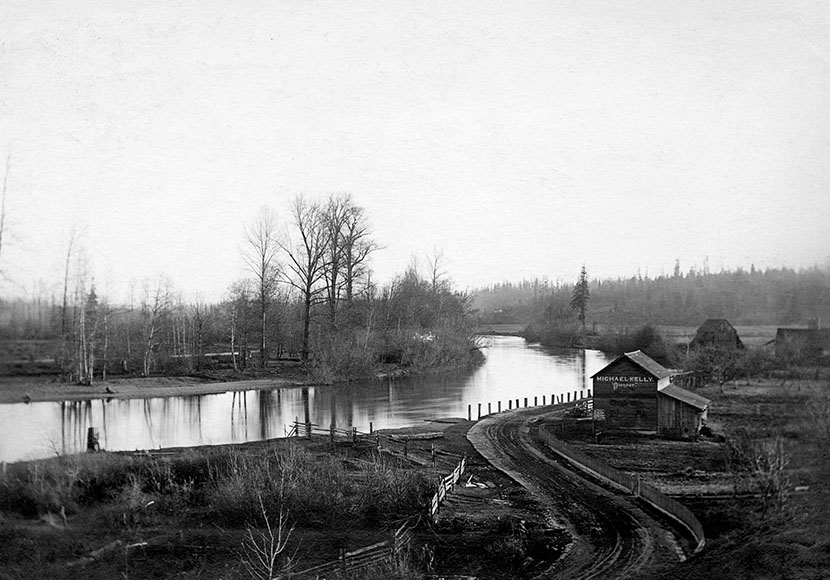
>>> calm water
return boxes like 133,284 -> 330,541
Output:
0,336 -> 613,463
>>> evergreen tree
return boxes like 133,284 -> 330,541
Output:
570,265 -> 590,330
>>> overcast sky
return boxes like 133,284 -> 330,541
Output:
1,0 -> 828,302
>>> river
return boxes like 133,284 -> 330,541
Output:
0,336 -> 614,463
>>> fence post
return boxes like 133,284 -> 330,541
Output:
370,421 -> 373,434
330,423 -> 334,444
534,396 -> 538,406
508,400 -> 512,410
340,547 -> 347,574
516,399 -> 520,408
352,427 -> 357,444
306,421 -> 311,439
477,403 -> 481,420
488,402 -> 491,415
567,392 -> 570,402
543,395 -> 546,405
588,389 -> 592,397
498,401 -> 501,413
468,404 -> 471,421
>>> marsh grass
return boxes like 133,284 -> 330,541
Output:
1,444 -> 429,530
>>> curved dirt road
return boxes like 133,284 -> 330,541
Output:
468,407 -> 682,579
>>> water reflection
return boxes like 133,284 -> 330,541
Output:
0,336 -> 613,463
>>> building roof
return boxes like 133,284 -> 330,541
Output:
591,349 -> 671,380
658,384 -> 711,410
690,318 -> 744,349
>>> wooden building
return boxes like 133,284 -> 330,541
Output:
592,350 -> 671,431
690,319 -> 744,351
775,327 -> 830,363
592,350 -> 711,439
657,385 -> 710,439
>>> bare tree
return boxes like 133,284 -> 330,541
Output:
226,279 -> 254,371
278,196 -> 329,362
321,193 -> 350,329
141,277 -> 172,377
60,227 -> 79,379
242,207 -> 280,368
341,199 -> 377,306
189,296 -> 211,372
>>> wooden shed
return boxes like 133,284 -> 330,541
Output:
592,350 -> 671,431
690,319 -> 744,351
657,385 -> 710,439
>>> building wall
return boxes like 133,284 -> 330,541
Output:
657,394 -> 704,439
593,359 -> 658,431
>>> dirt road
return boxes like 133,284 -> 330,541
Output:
468,406 -> 683,579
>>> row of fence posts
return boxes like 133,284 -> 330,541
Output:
468,389 -> 592,421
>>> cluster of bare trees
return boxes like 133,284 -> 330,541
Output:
1,192 -> 481,384
238,193 -> 377,366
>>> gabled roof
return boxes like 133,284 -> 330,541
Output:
691,319 -> 744,348
658,384 -> 711,410
591,349 -> 671,380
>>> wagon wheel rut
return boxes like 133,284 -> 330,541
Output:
467,407 -> 679,579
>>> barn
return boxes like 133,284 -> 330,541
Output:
592,350 -> 711,439
690,319 -> 744,351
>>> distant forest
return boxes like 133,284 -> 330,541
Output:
472,265 -> 830,330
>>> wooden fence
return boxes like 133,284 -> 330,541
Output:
468,389 -> 592,421
428,456 -> 467,521
536,424 -> 706,553
292,521 -> 414,578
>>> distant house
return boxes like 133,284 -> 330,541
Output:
775,327 -> 830,363
592,350 -> 711,439
689,319 -> 744,351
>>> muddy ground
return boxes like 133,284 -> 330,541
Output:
2,376 -> 828,579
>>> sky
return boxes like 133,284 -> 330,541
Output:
1,0 -> 828,303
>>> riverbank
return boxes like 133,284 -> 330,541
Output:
0,357 -> 485,405
0,374 -> 307,405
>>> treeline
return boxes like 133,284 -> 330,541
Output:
473,264 -> 830,329
0,194 -> 480,384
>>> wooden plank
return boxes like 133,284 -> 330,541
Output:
345,540 -> 390,558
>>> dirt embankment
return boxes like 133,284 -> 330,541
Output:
467,406 -> 687,580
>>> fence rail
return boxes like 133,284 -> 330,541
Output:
535,425 -> 705,553
292,521 -> 414,578
428,456 -> 467,520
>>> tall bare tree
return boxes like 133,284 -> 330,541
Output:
141,277 -> 172,377
242,207 -> 280,368
279,196 -> 329,361
322,194 -> 350,329
341,199 -> 377,306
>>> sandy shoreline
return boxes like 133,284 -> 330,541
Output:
0,375 -> 309,405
